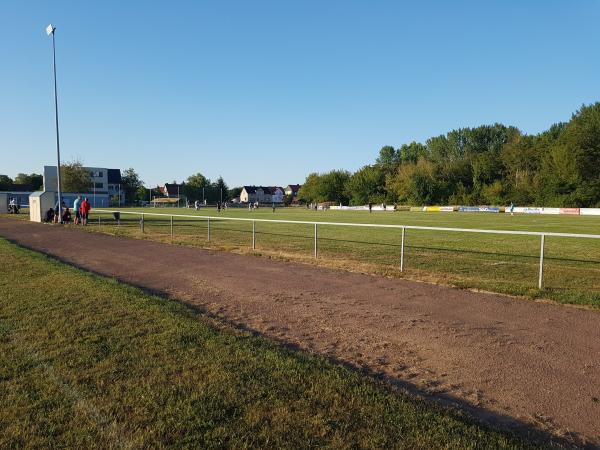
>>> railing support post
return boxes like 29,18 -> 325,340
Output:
252,220 -> 256,250
538,234 -> 545,290
207,217 -> 211,242
314,223 -> 318,258
170,215 -> 174,237
400,226 -> 405,272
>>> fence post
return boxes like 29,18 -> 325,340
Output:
314,223 -> 318,258
141,213 -> 144,233
400,226 -> 405,272
170,215 -> 174,237
252,220 -> 256,250
207,217 -> 211,242
538,234 -> 545,290
98,216 -> 101,227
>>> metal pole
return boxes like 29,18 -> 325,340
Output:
170,215 -> 174,237
141,213 -> 144,233
538,234 -> 545,290
252,220 -> 256,250
50,29 -> 63,223
314,223 -> 318,258
207,217 -> 211,241
400,226 -> 405,272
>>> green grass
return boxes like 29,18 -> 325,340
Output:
0,238 -> 537,448
80,207 -> 600,308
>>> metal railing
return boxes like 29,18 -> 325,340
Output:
95,209 -> 600,290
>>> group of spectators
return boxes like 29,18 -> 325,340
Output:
44,196 -> 91,225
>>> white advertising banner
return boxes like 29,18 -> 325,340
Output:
580,208 -> 600,216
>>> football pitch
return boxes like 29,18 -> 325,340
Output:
79,207 -> 600,307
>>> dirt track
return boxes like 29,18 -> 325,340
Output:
1,218 -> 599,447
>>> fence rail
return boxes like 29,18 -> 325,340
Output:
95,209 -> 600,290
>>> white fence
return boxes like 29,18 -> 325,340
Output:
96,209 -> 600,290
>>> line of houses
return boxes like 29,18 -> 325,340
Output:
240,185 -> 301,204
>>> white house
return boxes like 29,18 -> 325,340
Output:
241,186 -> 263,203
285,184 -> 301,197
240,186 -> 284,203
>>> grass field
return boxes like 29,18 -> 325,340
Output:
76,206 -> 600,308
0,238 -> 537,448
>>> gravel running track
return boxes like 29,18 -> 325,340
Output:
1,218 -> 599,447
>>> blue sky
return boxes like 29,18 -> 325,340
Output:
1,1 -> 599,188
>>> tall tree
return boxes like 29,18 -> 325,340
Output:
183,173 -> 211,201
228,187 -> 243,199
345,165 -> 386,205
14,173 -> 43,190
0,175 -> 13,190
213,176 -> 229,201
61,161 -> 91,193
121,168 -> 144,205
297,173 -> 320,203
314,170 -> 351,204
375,146 -> 399,173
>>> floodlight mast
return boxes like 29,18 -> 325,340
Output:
47,24 -> 63,222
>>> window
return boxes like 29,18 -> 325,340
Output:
94,182 -> 103,189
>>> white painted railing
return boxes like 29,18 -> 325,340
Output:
95,209 -> 600,290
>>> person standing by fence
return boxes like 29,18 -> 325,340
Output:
80,197 -> 91,226
73,196 -> 81,225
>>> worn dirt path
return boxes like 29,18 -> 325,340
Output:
1,218 -> 599,447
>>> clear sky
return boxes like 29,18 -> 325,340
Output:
1,1 -> 599,188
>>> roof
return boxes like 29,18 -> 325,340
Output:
151,197 -> 179,203
243,186 -> 283,195
161,183 -> 184,196
107,169 -> 122,184
286,184 -> 301,193
4,184 -> 34,192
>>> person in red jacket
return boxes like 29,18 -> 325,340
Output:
80,197 -> 91,226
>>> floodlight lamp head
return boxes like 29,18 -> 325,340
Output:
46,24 -> 55,36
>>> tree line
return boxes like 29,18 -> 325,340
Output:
298,103 -> 600,207
0,173 -> 43,191
120,171 -> 238,205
